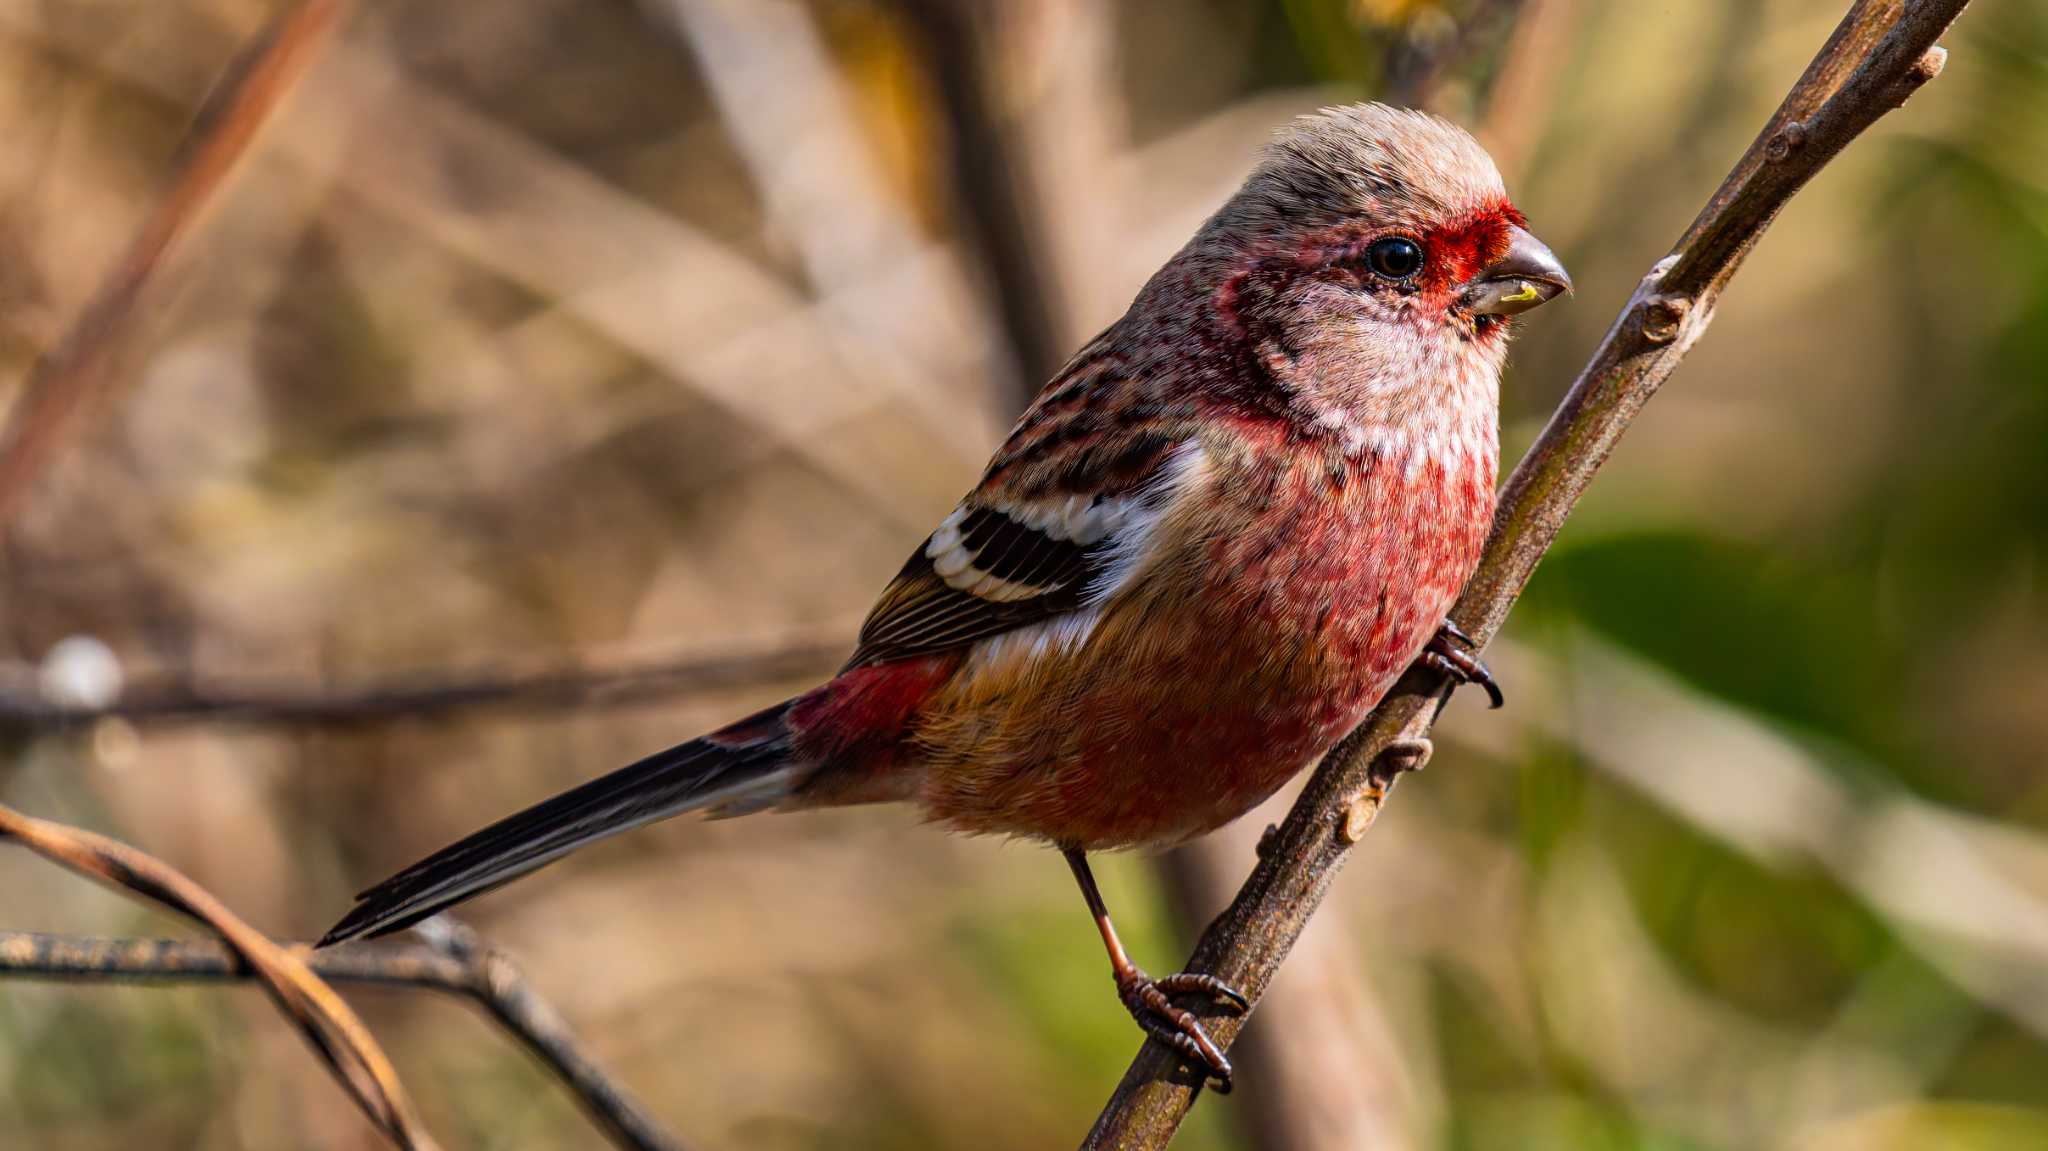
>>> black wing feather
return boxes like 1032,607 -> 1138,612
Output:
845,516 -> 1109,668
846,432 -> 1189,669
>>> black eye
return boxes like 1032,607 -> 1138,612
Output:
1365,236 -> 1423,282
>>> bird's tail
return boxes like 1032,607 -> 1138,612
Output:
318,698 -> 804,946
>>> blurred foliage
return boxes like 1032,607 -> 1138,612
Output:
2,0 -> 2045,1149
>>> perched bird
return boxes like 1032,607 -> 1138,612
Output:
321,103 -> 1568,1089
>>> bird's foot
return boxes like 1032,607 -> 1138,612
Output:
1116,967 -> 1249,1092
1421,619 -> 1503,708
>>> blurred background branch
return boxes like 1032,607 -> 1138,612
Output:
894,0 -> 1075,391
1087,1 -> 1971,1145
0,634 -> 846,731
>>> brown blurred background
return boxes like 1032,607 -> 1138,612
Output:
3,1 -> 2046,1148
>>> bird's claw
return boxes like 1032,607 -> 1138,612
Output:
1422,619 -> 1503,708
1117,967 -> 1248,1092
1155,971 -> 1251,1014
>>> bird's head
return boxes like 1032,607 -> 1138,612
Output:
1178,104 -> 1568,431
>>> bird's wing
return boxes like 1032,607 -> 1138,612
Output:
847,418 -> 1205,669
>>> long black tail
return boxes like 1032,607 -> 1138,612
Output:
318,699 -> 799,946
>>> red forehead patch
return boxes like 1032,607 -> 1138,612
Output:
1417,200 -> 1524,290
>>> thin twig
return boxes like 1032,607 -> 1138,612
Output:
1083,2 -> 1967,1145
0,635 -> 846,731
0,0 -> 344,526
0,802 -> 438,1150
0,921 -> 688,1151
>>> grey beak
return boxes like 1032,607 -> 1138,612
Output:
1461,225 -> 1572,316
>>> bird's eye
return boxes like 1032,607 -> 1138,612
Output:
1365,236 -> 1424,282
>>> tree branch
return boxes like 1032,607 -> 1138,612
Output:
1083,1 -> 1967,1145
0,921 -> 688,1151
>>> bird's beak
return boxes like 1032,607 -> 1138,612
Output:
1460,225 -> 1572,316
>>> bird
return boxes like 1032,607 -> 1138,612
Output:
319,103 -> 1569,1090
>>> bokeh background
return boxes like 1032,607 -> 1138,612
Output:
2,1 -> 2045,1148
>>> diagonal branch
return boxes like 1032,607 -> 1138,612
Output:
0,801 -> 438,1150
0,0 -> 344,527
0,921 -> 688,1151
1083,1 -> 1969,1145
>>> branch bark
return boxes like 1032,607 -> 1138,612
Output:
1083,1 -> 1967,1145
0,921 -> 687,1151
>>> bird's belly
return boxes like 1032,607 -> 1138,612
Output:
913,458 -> 1487,849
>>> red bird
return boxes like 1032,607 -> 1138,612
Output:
321,104 -> 1569,1088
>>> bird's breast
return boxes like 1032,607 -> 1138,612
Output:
1206,434 -> 1493,675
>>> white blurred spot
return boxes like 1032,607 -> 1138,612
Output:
38,635 -> 124,709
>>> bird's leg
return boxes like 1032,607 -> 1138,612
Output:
1420,618 -> 1504,708
1064,848 -> 1248,1092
